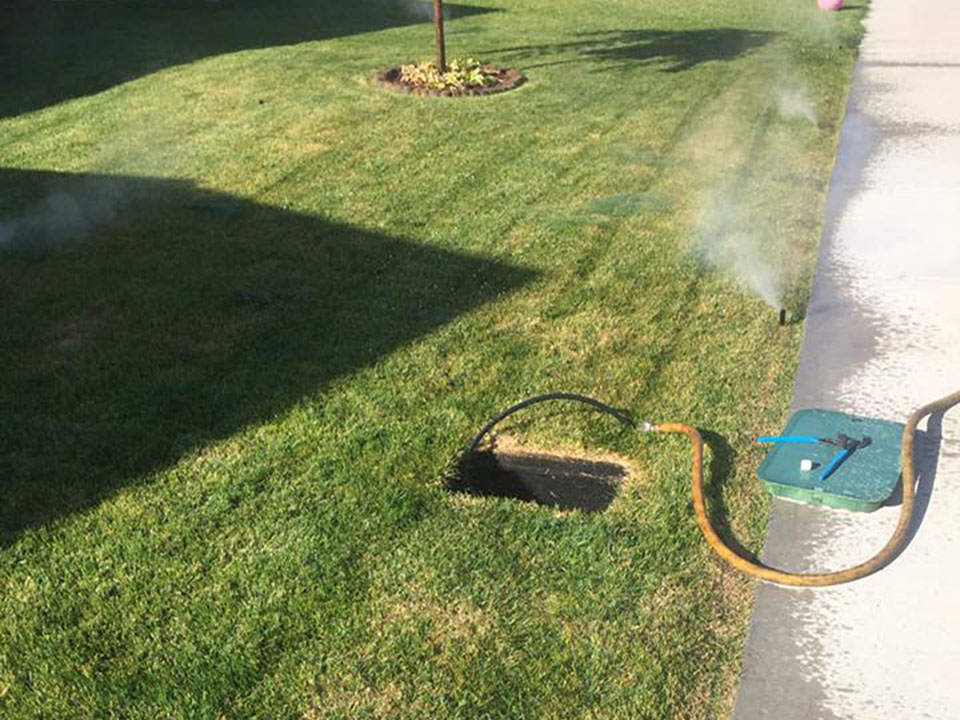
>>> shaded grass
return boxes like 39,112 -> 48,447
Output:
0,168 -> 537,540
1,1 -> 867,718
0,0 -> 498,120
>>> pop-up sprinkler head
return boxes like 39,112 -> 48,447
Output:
779,308 -> 787,326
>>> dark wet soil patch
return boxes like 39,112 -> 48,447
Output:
449,449 -> 626,512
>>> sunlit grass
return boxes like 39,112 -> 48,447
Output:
0,1 -> 866,718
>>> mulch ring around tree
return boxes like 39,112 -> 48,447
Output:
375,67 -> 526,98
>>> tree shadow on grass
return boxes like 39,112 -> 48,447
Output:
0,0 -> 497,120
0,168 -> 537,545
483,28 -> 776,73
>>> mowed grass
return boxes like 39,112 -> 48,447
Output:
0,1 -> 866,718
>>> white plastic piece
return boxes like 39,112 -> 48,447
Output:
800,459 -> 813,472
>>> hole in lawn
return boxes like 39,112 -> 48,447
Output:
449,449 -> 627,512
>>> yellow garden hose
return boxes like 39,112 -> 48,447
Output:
656,390 -> 960,587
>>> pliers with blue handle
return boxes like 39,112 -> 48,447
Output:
756,433 -> 872,481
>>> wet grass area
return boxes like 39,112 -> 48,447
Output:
584,192 -> 672,217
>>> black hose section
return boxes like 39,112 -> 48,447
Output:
466,393 -> 634,455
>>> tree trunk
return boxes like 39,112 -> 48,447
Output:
433,0 -> 446,72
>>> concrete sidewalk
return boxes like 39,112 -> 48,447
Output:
732,2 -> 960,719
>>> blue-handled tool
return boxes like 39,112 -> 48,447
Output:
818,435 -> 872,481
756,435 -> 821,444
757,433 -> 872,481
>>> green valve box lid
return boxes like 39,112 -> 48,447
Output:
757,409 -> 904,513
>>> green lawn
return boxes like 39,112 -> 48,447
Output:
1,1 -> 865,718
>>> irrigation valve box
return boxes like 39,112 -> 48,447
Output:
757,409 -> 904,512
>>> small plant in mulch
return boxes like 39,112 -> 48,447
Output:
401,58 -> 498,92
377,58 -> 524,98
